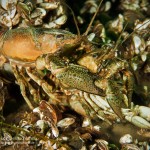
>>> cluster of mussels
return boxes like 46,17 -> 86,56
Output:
0,0 -> 150,149
0,0 -> 67,29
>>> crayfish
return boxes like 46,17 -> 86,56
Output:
0,0 -> 150,130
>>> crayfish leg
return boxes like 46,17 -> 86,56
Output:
11,64 -> 34,110
122,70 -> 135,107
106,80 -> 128,119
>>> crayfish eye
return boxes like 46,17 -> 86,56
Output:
56,34 -> 64,40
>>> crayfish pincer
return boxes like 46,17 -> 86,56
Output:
36,54 -> 105,96
36,53 -> 134,120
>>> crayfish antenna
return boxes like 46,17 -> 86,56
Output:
114,19 -> 150,52
113,22 -> 128,52
83,0 -> 103,36
120,19 -> 150,45
63,2 -> 80,37
63,0 -> 103,37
